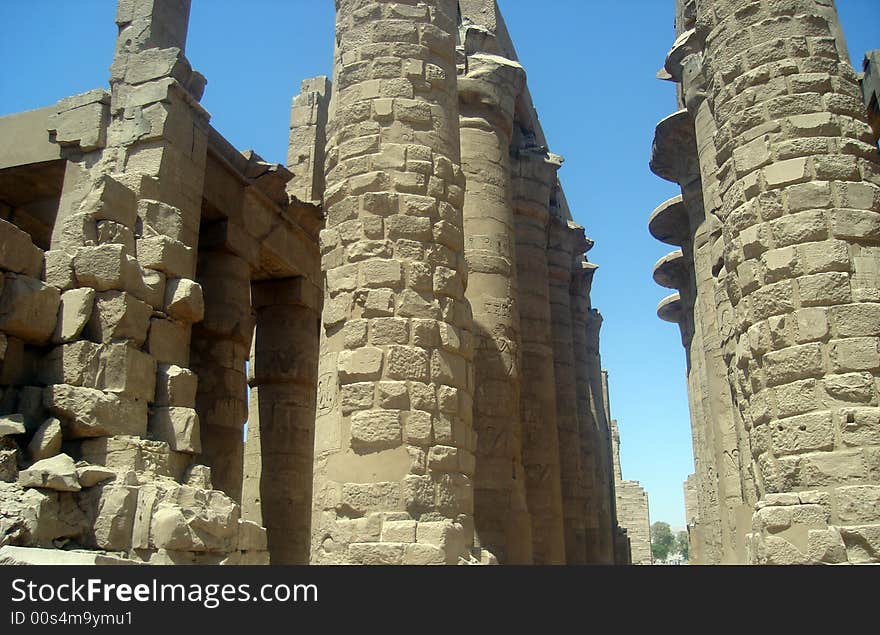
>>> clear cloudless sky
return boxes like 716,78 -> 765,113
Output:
1,0 -> 877,529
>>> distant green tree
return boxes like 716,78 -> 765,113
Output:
651,522 -> 675,561
676,530 -> 689,561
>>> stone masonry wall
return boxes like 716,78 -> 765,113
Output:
1,0 -> 620,566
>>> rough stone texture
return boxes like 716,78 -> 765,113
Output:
0,0 -> 624,566
18,454 -> 81,492
651,0 -> 880,564
611,420 -> 652,565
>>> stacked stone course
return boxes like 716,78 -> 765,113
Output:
0,0 -> 626,565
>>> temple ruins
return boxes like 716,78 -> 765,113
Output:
0,0 -> 630,565
3,0 -> 879,567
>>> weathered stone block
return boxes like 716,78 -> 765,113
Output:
147,317 -> 190,366
771,411 -> 834,455
0,274 -> 60,344
370,318 -> 409,345
85,291 -> 152,345
764,343 -> 824,386
359,259 -> 403,288
76,463 -> 116,488
89,484 -> 136,550
38,341 -> 101,387
52,287 -> 95,343
27,418 -> 62,461
150,407 -> 201,454
347,542 -> 405,564
136,236 -> 194,279
829,337 -> 880,372
0,219 -> 43,277
155,364 -> 197,407
44,250 -> 75,291
18,453 -> 81,492
73,244 -> 129,292
164,278 -> 204,323
386,345 -> 429,381
350,410 -> 401,450
338,347 -> 383,383
403,409 -> 432,445
43,384 -> 147,438
339,482 -> 400,516
97,343 -> 157,402
80,435 -> 187,479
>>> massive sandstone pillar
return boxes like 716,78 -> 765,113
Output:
190,250 -> 252,501
547,215 -> 588,563
458,41 -> 532,564
697,0 -> 880,564
311,0 -> 481,565
512,149 -> 567,564
673,25 -> 755,562
571,257 -> 603,561
242,278 -> 320,564
585,313 -> 617,563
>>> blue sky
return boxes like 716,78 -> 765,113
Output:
1,0 -> 877,529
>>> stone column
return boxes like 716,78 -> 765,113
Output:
311,0 -> 480,565
593,357 -> 618,563
547,215 -> 588,564
458,43 -> 531,564
512,149 -> 566,564
698,0 -> 880,564
571,256 -> 604,562
676,36 -> 754,563
189,250 -> 253,501
242,277 -> 320,564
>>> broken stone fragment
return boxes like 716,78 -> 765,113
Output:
27,418 -> 63,461
150,504 -> 194,551
0,436 -> 19,482
149,407 -> 201,454
75,462 -> 116,487
52,287 -> 95,343
18,453 -> 81,492
0,219 -> 43,277
48,95 -> 109,153
184,464 -> 212,490
155,364 -> 197,407
0,480 -> 87,545
164,278 -> 204,323
0,274 -> 61,344
237,519 -> 268,551
0,414 -> 27,437
85,483 -> 136,550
